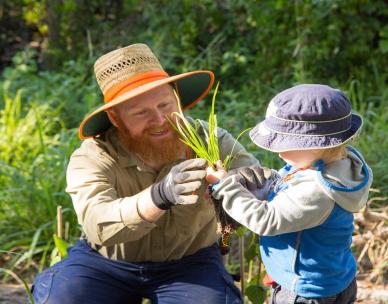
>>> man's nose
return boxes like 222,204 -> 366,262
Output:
150,110 -> 166,125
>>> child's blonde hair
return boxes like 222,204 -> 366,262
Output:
314,145 -> 348,165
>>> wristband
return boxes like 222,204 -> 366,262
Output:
150,181 -> 174,210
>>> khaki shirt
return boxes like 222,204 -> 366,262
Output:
66,123 -> 258,262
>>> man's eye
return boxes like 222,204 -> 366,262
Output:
134,111 -> 147,116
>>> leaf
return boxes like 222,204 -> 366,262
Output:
223,127 -> 252,169
245,283 -> 267,304
50,247 -> 62,266
245,242 -> 260,262
235,226 -> 247,238
379,39 -> 388,54
53,234 -> 70,259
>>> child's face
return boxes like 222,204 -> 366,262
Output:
279,150 -> 323,169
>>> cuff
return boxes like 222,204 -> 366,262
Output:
210,180 -> 222,192
119,196 -> 156,230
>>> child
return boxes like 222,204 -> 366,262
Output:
207,84 -> 373,303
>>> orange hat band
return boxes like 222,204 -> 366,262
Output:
104,70 -> 169,103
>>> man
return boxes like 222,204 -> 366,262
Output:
31,43 -> 259,304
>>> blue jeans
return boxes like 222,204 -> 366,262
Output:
31,240 -> 242,304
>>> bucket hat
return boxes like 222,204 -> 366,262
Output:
249,84 -> 363,152
79,43 -> 214,139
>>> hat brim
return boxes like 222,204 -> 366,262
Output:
79,70 -> 214,139
249,113 -> 363,152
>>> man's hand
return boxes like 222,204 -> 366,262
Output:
151,158 -> 207,210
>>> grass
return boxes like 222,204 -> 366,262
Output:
169,82 -> 251,169
0,84 -> 80,282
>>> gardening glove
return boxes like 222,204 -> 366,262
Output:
230,166 -> 279,199
151,158 -> 207,210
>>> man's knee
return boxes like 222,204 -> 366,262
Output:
31,266 -> 98,304
31,267 -> 61,304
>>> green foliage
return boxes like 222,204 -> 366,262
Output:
50,235 -> 70,266
245,282 -> 267,304
2,49 -> 99,129
0,80 -> 81,280
53,235 -> 70,260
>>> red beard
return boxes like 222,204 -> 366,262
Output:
115,118 -> 186,166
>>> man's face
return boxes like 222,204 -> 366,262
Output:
113,85 -> 178,139
108,84 -> 185,164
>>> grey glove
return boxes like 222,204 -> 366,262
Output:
231,166 -> 277,192
151,158 -> 207,210
233,166 -> 272,191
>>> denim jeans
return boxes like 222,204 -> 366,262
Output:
270,279 -> 357,304
31,240 -> 242,304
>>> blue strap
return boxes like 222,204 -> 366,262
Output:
278,164 -> 292,177
210,180 -> 221,192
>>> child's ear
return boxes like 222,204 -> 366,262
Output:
106,109 -> 119,128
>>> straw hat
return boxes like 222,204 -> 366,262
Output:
79,43 -> 215,139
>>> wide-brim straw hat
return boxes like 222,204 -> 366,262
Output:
249,84 -> 363,152
79,43 -> 215,139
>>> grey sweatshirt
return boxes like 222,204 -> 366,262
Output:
212,147 -> 373,236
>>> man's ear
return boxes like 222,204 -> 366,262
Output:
106,109 -> 119,128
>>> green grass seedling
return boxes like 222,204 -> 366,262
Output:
168,83 -> 250,169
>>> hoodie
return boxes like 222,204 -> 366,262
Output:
212,146 -> 373,297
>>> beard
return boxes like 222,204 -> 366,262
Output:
115,117 -> 186,166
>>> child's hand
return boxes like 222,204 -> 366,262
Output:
206,160 -> 227,184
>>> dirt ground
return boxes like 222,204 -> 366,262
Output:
1,281 -> 387,304
0,284 -> 28,304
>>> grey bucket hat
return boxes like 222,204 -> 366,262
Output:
249,84 -> 363,152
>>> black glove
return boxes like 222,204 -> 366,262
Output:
151,158 -> 207,210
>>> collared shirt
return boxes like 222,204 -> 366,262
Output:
66,123 -> 258,262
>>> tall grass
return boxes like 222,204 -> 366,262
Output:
0,83 -> 80,281
345,71 -> 388,195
